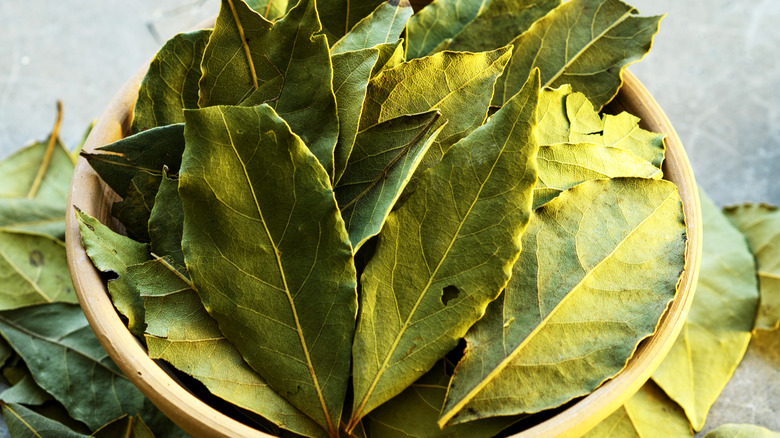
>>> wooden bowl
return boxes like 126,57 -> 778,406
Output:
65,50 -> 702,438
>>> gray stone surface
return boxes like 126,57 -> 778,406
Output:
1,0 -> 778,436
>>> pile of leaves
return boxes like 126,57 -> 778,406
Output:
73,0 -> 693,437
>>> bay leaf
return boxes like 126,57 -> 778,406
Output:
81,123 -> 184,197
318,0 -> 384,43
147,173 -> 184,269
134,257 -> 327,438
440,177 -> 685,425
180,104 -> 357,436
2,402 -> 89,438
0,229 -> 77,309
534,143 -> 662,208
76,209 -> 149,336
373,40 -> 405,75
246,0 -> 290,20
359,47 -> 511,188
335,111 -> 443,251
0,137 -> 73,204
0,198 -> 65,238
331,0 -> 413,55
349,71 -> 540,429
0,304 -> 185,436
704,424 -> 780,438
92,415 -> 155,438
110,171 -> 161,242
652,190 -> 759,431
494,0 -> 662,109
583,381 -> 692,438
0,374 -> 53,406
406,0 -> 489,59
724,204 -> 780,332
364,360 -> 518,438
444,0 -> 560,53
132,30 -> 210,133
332,48 -> 381,184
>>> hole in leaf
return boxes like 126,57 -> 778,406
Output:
441,285 -> 460,306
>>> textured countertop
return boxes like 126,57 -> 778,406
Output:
1,0 -> 778,436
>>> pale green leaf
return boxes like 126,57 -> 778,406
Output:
318,0 -> 384,43
705,424 -> 780,438
134,258 -> 327,438
0,198 -> 65,239
0,374 -> 53,406
147,173 -> 184,269
92,415 -> 155,438
331,0 -> 413,55
495,0 -> 662,109
0,304 -> 185,436
132,30 -> 210,133
335,111 -> 443,250
349,71 -> 540,428
0,230 -> 77,309
246,0 -> 290,20
583,381 -> 692,438
76,209 -> 149,336
724,204 -> 780,332
0,138 -> 73,204
110,171 -> 160,242
652,190 -> 758,431
406,0 -> 489,59
534,143 -> 662,208
180,104 -> 356,435
373,40 -> 404,74
359,47 -> 512,190
2,403 -> 89,438
441,178 -> 685,425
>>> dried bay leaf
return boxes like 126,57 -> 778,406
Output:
331,0 -> 412,55
110,171 -> 161,242
0,374 -> 53,406
349,71 -> 540,429
76,209 -> 149,336
0,137 -> 73,204
440,177 -> 685,425
406,0 -> 489,59
2,403 -> 89,438
359,48 -> 511,188
134,258 -> 327,438
583,381 -> 692,438
0,198 -> 65,238
147,173 -> 184,269
0,304 -> 185,436
92,415 -> 155,438
705,424 -> 780,438
0,230 -> 77,309
724,204 -> 780,332
132,30 -> 210,133
652,190 -> 759,432
494,0 -> 662,109
245,0 -> 290,20
335,111 -> 443,250
180,104 -> 357,436
318,0 -> 384,43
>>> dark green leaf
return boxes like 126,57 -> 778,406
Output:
318,0 -> 384,43
331,0 -> 413,55
2,403 -> 89,438
406,0 -> 489,59
0,198 -> 65,239
147,173 -> 184,269
180,104 -> 356,435
111,171 -> 161,242
92,415 -> 155,438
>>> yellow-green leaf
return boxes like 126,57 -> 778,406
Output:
724,204 -> 780,332
652,190 -> 759,431
318,0 -> 384,43
0,138 -> 73,205
495,0 -> 662,109
349,71 -> 540,428
440,178 -> 685,425
246,0 -> 290,20
705,424 -> 780,438
331,0 -> 412,55
92,415 -> 155,438
2,403 -> 89,438
406,0 -> 489,59
180,104 -> 356,436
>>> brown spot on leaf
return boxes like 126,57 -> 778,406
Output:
29,250 -> 44,267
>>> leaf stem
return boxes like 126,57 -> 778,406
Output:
27,101 -> 63,199
226,0 -> 259,90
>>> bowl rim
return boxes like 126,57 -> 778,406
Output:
64,54 -> 702,438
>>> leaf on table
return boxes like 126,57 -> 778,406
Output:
534,143 -> 662,208
724,203 -> 780,332
359,47 -> 511,191
537,85 -> 666,168
201,0 -> 339,176
147,173 -> 184,269
331,0 -> 413,55
583,381 -> 692,438
444,0 -> 560,53
652,190 -> 759,431
704,424 -> 780,438
81,123 -> 185,197
111,171 -> 161,242
0,304 -> 185,436
440,177 -> 686,425
0,230 -> 77,309
245,0 -> 290,20
364,360 -> 519,438
0,374 -> 53,406
76,209 -> 149,336
180,104 -> 357,436
335,111 -> 443,251
92,415 -> 155,438
349,71 -> 540,428
0,198 -> 66,239
494,0 -> 662,109
2,402 -> 89,438
132,30 -> 210,133
0,137 -> 73,205
406,0 -> 489,59
318,0 -> 384,43
135,257 -> 328,438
